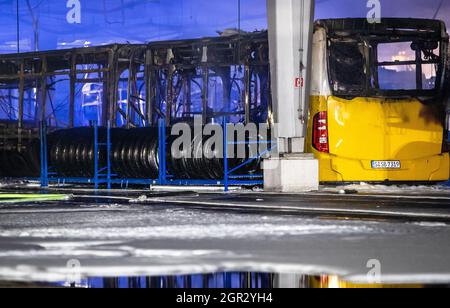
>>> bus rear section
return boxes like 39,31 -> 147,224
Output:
307,18 -> 450,183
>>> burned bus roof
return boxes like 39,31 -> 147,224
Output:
0,30 -> 269,88
0,31 -> 269,80
146,31 -> 268,48
0,44 -> 132,61
0,31 -> 268,61
315,18 -> 448,39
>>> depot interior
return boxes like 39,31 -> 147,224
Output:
1,0 -> 450,290
0,0 -> 449,190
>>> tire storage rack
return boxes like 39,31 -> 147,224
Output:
39,120 -> 274,191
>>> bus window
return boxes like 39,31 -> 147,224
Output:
374,41 -> 440,92
329,41 -> 366,95
377,66 -> 417,90
377,42 -> 417,90
422,64 -> 437,90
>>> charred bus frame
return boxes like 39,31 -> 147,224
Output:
0,32 -> 270,152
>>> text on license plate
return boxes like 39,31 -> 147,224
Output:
371,161 -> 401,169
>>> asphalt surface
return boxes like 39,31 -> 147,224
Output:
0,185 -> 449,285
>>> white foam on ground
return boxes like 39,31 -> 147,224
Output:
150,185 -> 241,192
321,182 -> 450,195
0,223 -> 377,240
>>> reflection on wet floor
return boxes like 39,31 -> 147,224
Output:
88,273 -> 273,289
44,273 -> 449,289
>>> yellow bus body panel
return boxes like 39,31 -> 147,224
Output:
306,96 -> 450,182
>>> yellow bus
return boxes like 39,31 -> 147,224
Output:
305,18 -> 450,183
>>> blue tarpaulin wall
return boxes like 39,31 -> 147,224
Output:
1,0 -> 448,54
1,0 -> 268,53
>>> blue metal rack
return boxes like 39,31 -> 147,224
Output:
39,120 -> 112,189
39,121 -> 49,188
39,119 -> 274,191
221,119 -> 275,192
93,121 -> 113,190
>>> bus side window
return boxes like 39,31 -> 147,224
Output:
329,41 -> 366,94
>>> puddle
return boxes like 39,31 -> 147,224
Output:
3,272 -> 448,288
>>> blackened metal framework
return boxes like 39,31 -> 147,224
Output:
0,32 -> 273,189
0,31 -> 271,147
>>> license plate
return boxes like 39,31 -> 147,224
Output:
371,160 -> 401,169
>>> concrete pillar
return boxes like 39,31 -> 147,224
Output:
265,0 -> 319,192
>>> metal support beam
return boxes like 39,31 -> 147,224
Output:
264,0 -> 319,192
202,67 -> 209,124
18,62 -> 25,130
243,65 -> 251,124
39,121 -> 49,188
94,121 -> 99,190
107,50 -> 118,128
267,0 -> 315,153
17,62 -> 25,151
158,119 -> 167,185
126,60 -> 134,129
106,121 -> 112,189
184,73 -> 192,116
69,54 -> 76,128
144,49 -> 154,126
40,57 -> 48,123
166,70 -> 174,125
223,119 -> 229,192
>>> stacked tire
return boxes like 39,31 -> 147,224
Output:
44,125 -> 262,180
0,141 -> 40,178
169,128 -> 262,179
110,128 -> 159,179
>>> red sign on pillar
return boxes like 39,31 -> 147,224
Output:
295,77 -> 304,88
